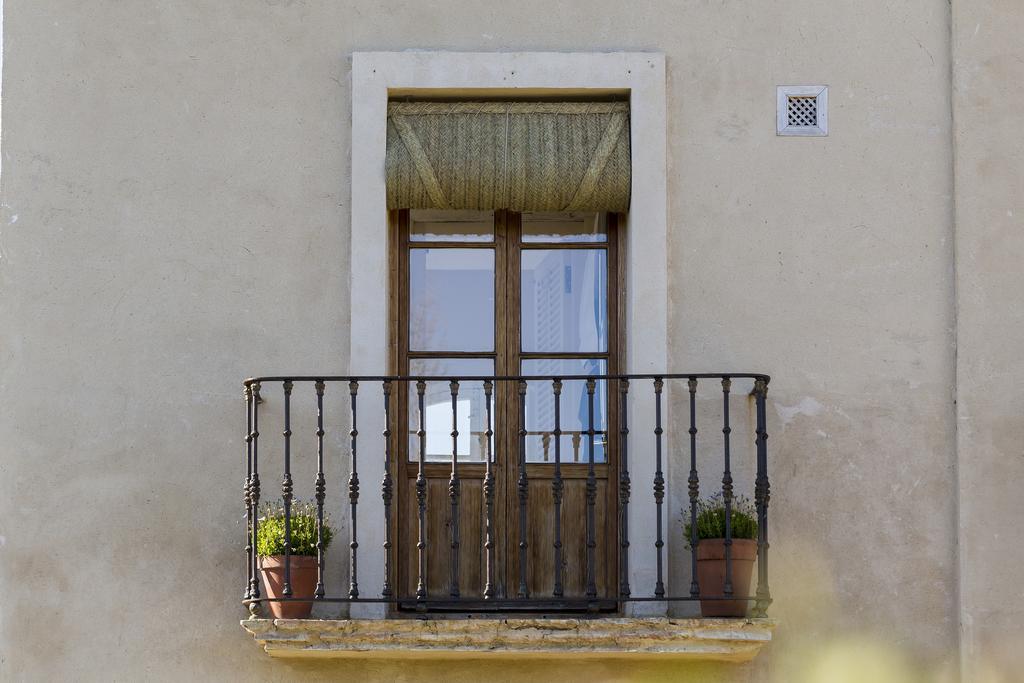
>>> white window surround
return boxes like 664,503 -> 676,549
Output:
349,51 -> 668,618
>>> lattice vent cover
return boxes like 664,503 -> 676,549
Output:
787,96 -> 817,127
777,86 -> 828,136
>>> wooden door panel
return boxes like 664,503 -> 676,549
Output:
400,470 -> 491,600
511,473 -> 610,600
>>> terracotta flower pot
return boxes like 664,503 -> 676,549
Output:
696,538 -> 757,617
258,555 -> 319,619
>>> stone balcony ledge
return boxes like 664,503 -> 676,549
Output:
241,617 -> 775,661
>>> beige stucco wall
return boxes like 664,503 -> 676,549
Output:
0,0 -> 1017,681
952,1 -> 1024,681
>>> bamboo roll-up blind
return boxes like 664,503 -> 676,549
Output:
385,101 -> 630,212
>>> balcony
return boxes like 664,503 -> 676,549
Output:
239,372 -> 775,660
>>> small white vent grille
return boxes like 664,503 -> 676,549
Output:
777,86 -> 828,136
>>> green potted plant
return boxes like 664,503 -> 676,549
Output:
256,501 -> 333,619
684,493 -> 758,617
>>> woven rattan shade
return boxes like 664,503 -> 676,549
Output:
386,101 -> 631,212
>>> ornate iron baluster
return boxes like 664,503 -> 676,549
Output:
653,377 -> 665,599
381,380 -> 394,600
517,379 -> 529,599
448,380 -> 461,598
688,377 -> 700,598
618,379 -> 631,599
752,378 -> 773,617
281,380 -> 294,598
348,380 -> 360,600
415,379 -> 428,604
248,382 -> 262,615
585,377 -> 598,602
551,379 -> 565,598
244,384 -> 254,601
721,377 -> 733,597
482,380 -> 496,600
314,380 -> 327,600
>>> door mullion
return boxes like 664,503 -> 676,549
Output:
501,208 -> 522,599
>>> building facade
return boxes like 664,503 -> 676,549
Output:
0,1 -> 1021,681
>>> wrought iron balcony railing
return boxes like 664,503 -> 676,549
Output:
241,373 -> 772,616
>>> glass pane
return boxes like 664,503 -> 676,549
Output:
521,249 -> 607,353
410,209 -> 494,242
522,212 -> 607,243
408,358 -> 494,463
522,358 -> 607,464
410,248 -> 494,352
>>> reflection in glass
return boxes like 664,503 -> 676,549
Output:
410,248 -> 494,352
408,358 -> 494,463
410,210 -> 494,242
521,249 -> 607,353
522,358 -> 607,463
522,212 -> 607,243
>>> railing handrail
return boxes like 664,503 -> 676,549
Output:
244,372 -> 771,385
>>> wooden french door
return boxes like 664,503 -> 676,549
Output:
391,209 -> 620,610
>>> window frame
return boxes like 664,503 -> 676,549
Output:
351,52 -> 668,619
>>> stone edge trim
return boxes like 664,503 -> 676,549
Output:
240,617 -> 775,662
